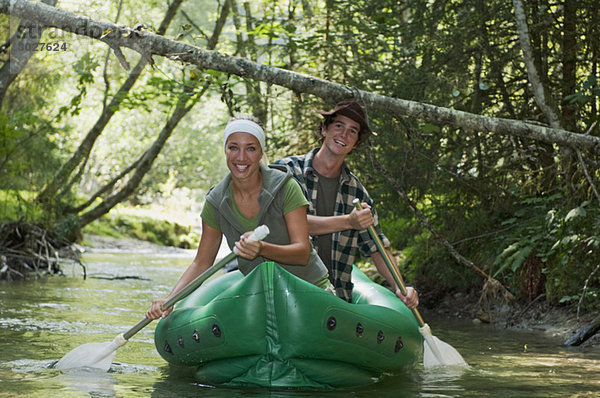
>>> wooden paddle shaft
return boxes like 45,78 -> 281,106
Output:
122,225 -> 269,341
123,251 -> 237,340
352,199 -> 426,327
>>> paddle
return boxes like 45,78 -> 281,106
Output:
55,225 -> 270,371
353,199 -> 467,368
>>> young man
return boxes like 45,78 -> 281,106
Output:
274,101 -> 418,307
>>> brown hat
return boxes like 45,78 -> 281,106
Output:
316,101 -> 371,137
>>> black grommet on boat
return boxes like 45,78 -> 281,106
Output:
212,324 -> 222,337
327,316 -> 337,330
192,329 -> 200,342
177,335 -> 184,347
356,323 -> 364,337
395,337 -> 404,352
377,330 -> 385,344
164,341 -> 172,354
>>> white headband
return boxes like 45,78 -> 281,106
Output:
223,119 -> 266,151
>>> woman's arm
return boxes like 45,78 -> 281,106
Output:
146,221 -> 222,319
235,206 -> 311,265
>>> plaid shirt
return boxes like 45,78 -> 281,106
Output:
274,148 -> 391,302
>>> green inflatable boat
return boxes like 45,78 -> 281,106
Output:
154,262 -> 423,389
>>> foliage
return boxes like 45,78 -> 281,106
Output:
56,53 -> 100,119
0,103 -> 65,194
294,0 -> 600,311
544,202 -> 600,311
0,190 -> 44,222
490,196 -> 600,310
1,0 -> 599,311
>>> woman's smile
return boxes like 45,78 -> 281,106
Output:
225,132 -> 262,180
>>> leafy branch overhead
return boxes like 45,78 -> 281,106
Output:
2,0 -> 599,151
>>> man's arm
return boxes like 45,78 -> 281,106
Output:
307,214 -> 352,235
307,203 -> 374,235
371,250 -> 419,309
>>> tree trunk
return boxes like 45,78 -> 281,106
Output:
77,2 -> 229,228
561,0 -> 577,132
2,0 -> 599,152
35,0 -> 185,206
559,0 -> 579,193
78,91 -> 196,228
0,0 -> 57,109
229,0 -> 266,120
512,0 -> 561,129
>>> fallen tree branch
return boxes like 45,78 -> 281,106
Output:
89,273 -> 149,281
2,0 -> 600,151
564,316 -> 600,347
0,221 -> 84,280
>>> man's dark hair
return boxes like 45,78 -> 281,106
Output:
313,101 -> 372,147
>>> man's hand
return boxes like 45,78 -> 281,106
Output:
394,286 -> 419,309
348,202 -> 374,230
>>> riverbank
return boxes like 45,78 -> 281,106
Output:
81,235 -> 599,348
419,286 -> 599,348
83,234 -> 193,254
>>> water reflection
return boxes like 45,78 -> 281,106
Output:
0,246 -> 598,397
57,368 -> 118,397
420,366 -> 470,397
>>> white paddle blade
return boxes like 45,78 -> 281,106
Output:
55,334 -> 127,371
55,341 -> 117,371
420,324 -> 469,368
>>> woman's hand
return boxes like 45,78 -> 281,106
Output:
395,286 -> 419,310
234,231 -> 262,260
145,298 -> 172,319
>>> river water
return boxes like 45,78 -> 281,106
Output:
0,243 -> 598,397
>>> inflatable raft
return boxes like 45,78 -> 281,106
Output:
154,262 -> 423,388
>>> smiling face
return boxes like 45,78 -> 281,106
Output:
320,114 -> 360,157
225,132 -> 263,181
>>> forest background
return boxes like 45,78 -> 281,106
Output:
1,0 -> 599,319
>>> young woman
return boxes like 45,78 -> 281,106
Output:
146,115 -> 330,319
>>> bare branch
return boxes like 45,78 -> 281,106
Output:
365,145 -> 515,303
577,262 -> 600,320
575,122 -> 600,207
512,0 -> 561,128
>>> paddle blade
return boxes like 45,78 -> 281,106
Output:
55,334 -> 127,371
420,324 -> 468,368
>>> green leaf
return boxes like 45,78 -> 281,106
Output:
493,244 -> 532,277
508,246 -> 533,272
565,206 -> 586,222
